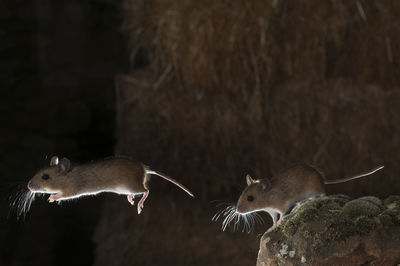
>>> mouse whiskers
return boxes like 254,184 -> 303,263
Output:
8,186 -> 36,220
212,203 -> 265,233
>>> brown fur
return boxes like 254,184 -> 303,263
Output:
28,157 -> 147,199
28,156 -> 192,215
236,164 -> 325,216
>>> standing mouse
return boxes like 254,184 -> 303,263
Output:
235,163 -> 384,227
27,156 -> 194,214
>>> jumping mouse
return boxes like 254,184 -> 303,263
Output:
27,156 -> 194,214
235,164 -> 384,226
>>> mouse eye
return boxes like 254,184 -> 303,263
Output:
247,195 -> 254,202
42,174 -> 50,180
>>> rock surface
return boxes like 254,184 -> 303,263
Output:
257,195 -> 400,266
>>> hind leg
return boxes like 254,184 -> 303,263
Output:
137,190 -> 149,214
127,194 -> 135,205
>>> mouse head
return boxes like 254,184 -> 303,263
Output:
27,156 -> 71,194
236,174 -> 271,214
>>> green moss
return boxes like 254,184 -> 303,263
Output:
379,208 -> 400,226
354,216 -> 376,235
342,198 -> 381,218
290,199 -> 317,213
280,195 -> 351,237
310,236 -> 325,251
282,220 -> 298,236
326,194 -> 352,206
297,207 -> 319,221
319,201 -> 342,212
300,195 -> 350,210
379,214 -> 395,226
384,195 -> 400,217
281,206 -> 320,236
384,195 -> 400,207
269,226 -> 281,233
278,195 -> 399,246
381,209 -> 398,216
325,218 -> 356,241
358,196 -> 383,209
261,195 -> 400,265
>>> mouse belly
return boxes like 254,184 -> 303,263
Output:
48,185 -> 144,202
89,186 -> 145,196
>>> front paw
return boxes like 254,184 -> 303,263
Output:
48,193 -> 62,202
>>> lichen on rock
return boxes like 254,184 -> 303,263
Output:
257,195 -> 400,266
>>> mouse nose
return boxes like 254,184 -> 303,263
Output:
236,205 -> 245,214
27,181 -> 40,191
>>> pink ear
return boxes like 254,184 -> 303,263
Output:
246,174 -> 256,186
59,157 -> 71,175
50,156 -> 59,166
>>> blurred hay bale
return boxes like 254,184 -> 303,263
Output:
94,2 -> 400,266
115,76 -> 399,197
123,0 -> 400,91
116,0 -> 400,197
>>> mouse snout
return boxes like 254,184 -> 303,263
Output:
236,204 -> 247,214
27,180 -> 41,191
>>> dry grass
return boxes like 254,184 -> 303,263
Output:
123,0 -> 400,91
96,1 -> 400,265
115,0 -> 400,196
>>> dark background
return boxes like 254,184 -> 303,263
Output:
0,0 -> 124,265
1,1 -> 400,266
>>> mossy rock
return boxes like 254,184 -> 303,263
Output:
258,195 -> 400,266
342,198 -> 382,218
384,195 -> 400,208
379,213 -> 396,226
358,196 -> 383,209
379,208 -> 400,226
325,194 -> 352,205
281,196 -> 351,237
354,216 -> 376,235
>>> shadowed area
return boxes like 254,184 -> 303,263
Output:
2,0 -> 400,266
0,0 -> 123,265
95,1 -> 399,265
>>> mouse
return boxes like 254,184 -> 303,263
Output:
27,156 -> 194,214
234,163 -> 384,227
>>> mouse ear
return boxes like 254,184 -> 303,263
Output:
50,156 -> 59,166
260,179 -> 271,191
59,157 -> 71,175
246,174 -> 256,186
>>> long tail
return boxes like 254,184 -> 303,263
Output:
146,170 -> 194,197
324,165 -> 384,184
